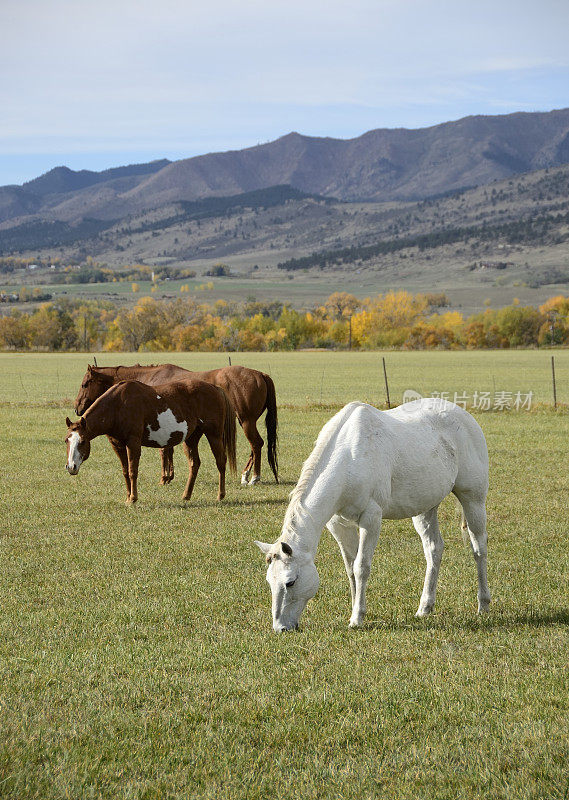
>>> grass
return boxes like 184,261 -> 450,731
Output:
0,352 -> 568,798
0,275 -> 356,310
1,349 -> 568,408
3,270 -> 569,316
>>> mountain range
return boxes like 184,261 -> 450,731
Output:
2,107 -> 569,234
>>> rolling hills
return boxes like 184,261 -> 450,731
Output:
1,108 -> 569,312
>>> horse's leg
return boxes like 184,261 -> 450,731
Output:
181,430 -> 202,502
235,417 -> 252,485
125,440 -> 141,504
413,506 -> 444,617
350,500 -> 383,628
167,445 -> 175,483
108,437 -> 131,503
168,446 -> 175,483
326,514 -> 359,610
455,490 -> 491,613
159,447 -> 174,485
159,448 -> 168,485
160,445 -> 174,483
204,429 -> 227,501
241,418 -> 263,486
240,453 -> 254,485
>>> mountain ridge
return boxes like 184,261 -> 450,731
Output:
2,108 -> 569,232
22,159 -> 172,196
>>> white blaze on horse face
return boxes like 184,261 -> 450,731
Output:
263,549 -> 320,632
147,408 -> 188,447
67,432 -> 83,473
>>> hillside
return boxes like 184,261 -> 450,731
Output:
2,163 -> 569,315
1,108 -> 569,234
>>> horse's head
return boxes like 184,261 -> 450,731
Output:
74,365 -> 112,415
65,416 -> 91,474
255,539 -> 319,632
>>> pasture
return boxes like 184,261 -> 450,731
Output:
0,350 -> 568,799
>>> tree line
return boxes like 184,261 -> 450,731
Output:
1,290 -> 567,352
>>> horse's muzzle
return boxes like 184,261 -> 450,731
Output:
66,465 -> 79,475
274,623 -> 300,633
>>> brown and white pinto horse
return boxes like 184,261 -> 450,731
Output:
65,378 -> 236,504
74,363 -> 278,485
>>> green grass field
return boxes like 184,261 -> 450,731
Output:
3,268 -> 569,314
1,349 -> 568,408
0,351 -> 568,799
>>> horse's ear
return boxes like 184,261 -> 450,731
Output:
65,416 -> 72,427
78,417 -> 86,428
254,540 -> 272,555
281,541 -> 293,557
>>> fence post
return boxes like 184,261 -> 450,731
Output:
382,357 -> 391,409
551,355 -> 557,410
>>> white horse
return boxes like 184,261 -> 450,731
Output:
256,398 -> 490,632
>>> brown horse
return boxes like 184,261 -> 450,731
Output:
65,378 -> 236,504
74,363 -> 278,485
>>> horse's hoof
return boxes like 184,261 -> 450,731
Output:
248,476 -> 260,486
415,605 -> 433,617
478,600 -> 491,614
240,474 -> 249,486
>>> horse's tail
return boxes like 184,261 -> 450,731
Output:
219,388 -> 237,474
263,373 -> 279,484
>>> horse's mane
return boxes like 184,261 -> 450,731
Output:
285,436 -> 329,522
284,402 -> 362,528
91,363 -> 160,372
91,364 -> 160,381
90,365 -> 117,380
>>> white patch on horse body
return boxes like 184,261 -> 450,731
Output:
147,408 -> 188,447
156,395 -> 161,399
67,431 -> 82,470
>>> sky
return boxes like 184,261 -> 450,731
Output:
1,0 -> 568,186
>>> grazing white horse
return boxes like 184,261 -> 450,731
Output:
256,398 -> 490,632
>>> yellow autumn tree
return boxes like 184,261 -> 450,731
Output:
105,297 -> 172,351
538,295 -> 569,344
319,292 -> 361,320
352,291 -> 428,347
